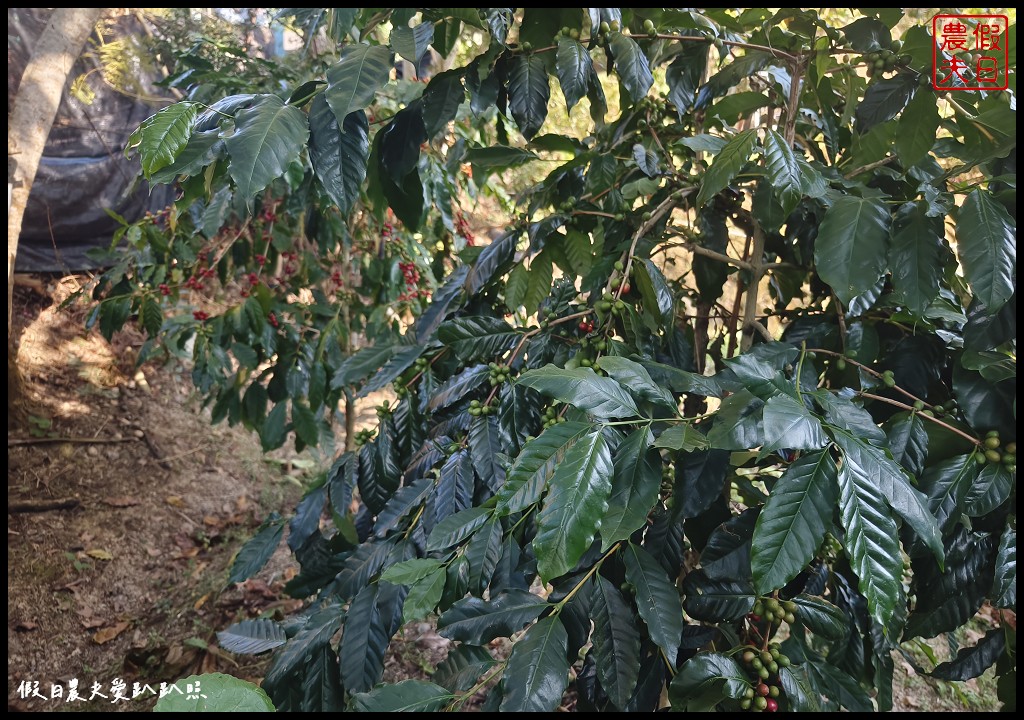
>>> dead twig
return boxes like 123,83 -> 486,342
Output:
8,498 -> 81,513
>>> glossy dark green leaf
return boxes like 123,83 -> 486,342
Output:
288,486 -> 327,552
361,344 -> 425,397
608,32 -> 653,102
224,95 -> 309,202
464,517 -> 503,593
434,449 -> 474,524
669,652 -> 750,711
598,356 -> 677,412
332,539 -> 395,601
228,518 -> 285,583
856,75 -> 916,133
884,411 -> 929,479
350,680 -> 451,712
154,673 -> 274,712
517,365 -> 640,419
964,463 -> 1012,517
426,507 -> 492,552
260,401 -> 288,451
953,365 -> 1016,437
702,510 -> 757,582
508,54 -> 550,140
265,604 -> 343,687
601,428 -> 660,550
675,448 -> 731,519
534,429 -> 613,582
930,627 -> 1006,681
523,251 -> 553,315
653,424 -> 708,452
422,69 -> 465,138
325,44 -> 393,125
779,665 -> 821,712
390,22 -> 434,65
763,129 -> 802,216
833,430 -> 944,566
464,145 -> 539,174
992,523 -> 1016,609
432,644 -> 496,693
439,316 -> 522,362
836,446 -> 904,635
437,589 -> 548,645
695,129 -> 758,208
633,259 -> 675,323
217,618 -> 286,655
590,576 -> 641,707
308,98 -> 368,214
707,389 -> 765,450
149,128 -> 222,183
291,399 -> 319,447
555,37 -> 591,111
956,189 -> 1016,312
340,584 -> 390,692
889,202 -> 944,314
814,391 -> 887,446
127,101 -> 198,178
751,451 -> 838,594
842,16 -> 891,51
331,344 -> 395,389
468,415 -> 506,493
814,195 -> 891,306
791,593 -> 848,641
500,616 -> 570,712
805,659 -> 874,712
640,359 -> 723,398
402,567 -> 446,622
918,453 -> 978,533
682,570 -> 755,621
665,43 -> 708,117
905,530 -> 995,639
373,478 -> 432,538
896,91 -> 940,167
381,557 -> 444,585
465,229 -> 518,295
497,421 -> 592,515
426,364 -> 489,412
301,646 -> 342,712
761,394 -> 828,456
624,542 -> 684,658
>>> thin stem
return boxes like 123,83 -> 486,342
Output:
858,392 -> 980,446
619,188 -> 694,302
843,155 -> 895,178
783,54 -> 805,146
553,543 -> 621,611
795,342 -> 808,404
739,221 -> 766,353
653,32 -> 798,62
574,209 -> 618,219
656,239 -> 754,271
448,661 -> 506,711
806,348 -> 935,409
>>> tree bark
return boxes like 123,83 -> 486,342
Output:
7,8 -> 105,421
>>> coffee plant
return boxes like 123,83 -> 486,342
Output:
97,8 -> 1015,712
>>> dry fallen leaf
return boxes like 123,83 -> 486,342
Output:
165,495 -> 186,508
102,496 -> 141,508
194,593 -> 209,611
15,621 -> 38,632
86,548 -> 113,561
93,621 -> 129,645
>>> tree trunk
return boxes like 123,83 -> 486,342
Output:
7,8 -> 105,421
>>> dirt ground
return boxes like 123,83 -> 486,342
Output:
6,278 -> 1002,712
